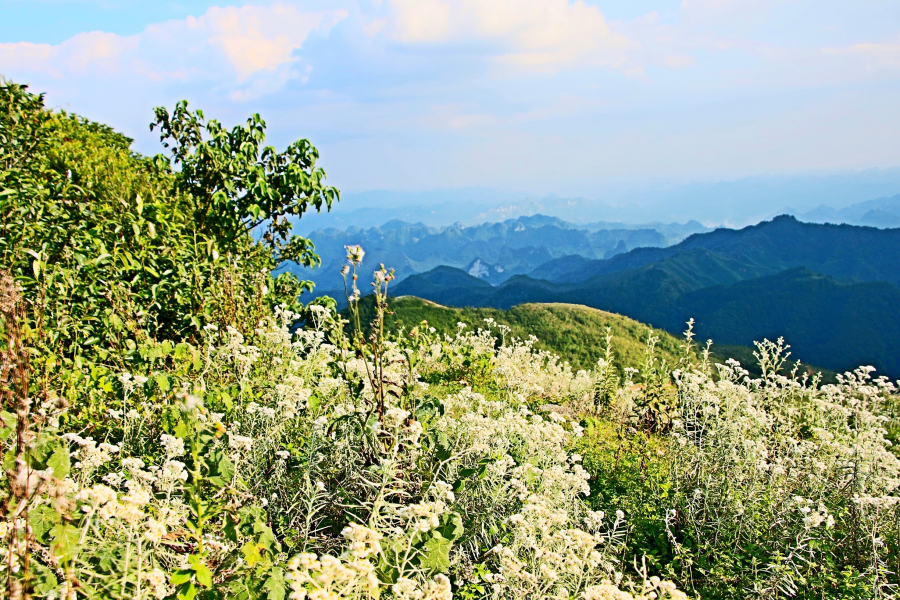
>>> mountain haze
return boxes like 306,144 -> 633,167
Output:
795,194 -> 900,228
289,215 -> 708,291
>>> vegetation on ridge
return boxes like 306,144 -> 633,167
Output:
348,297 -> 685,371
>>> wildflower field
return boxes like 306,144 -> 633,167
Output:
2,80 -> 899,600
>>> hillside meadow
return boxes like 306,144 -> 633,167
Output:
2,80 -> 900,600
347,298 -> 688,373
348,296 -> 838,383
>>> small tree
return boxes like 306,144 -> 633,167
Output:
150,101 -> 339,268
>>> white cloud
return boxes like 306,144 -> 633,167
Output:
374,0 -> 634,72
0,3 -> 348,99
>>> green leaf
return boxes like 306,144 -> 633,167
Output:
49,523 -> 80,562
0,411 -> 15,442
419,532 -> 452,573
219,453 -> 235,481
187,555 -> 213,587
241,541 -> 263,567
30,505 -> 61,544
155,374 -> 171,393
194,564 -> 213,588
174,421 -> 190,438
264,567 -> 286,600
170,570 -> 194,586
438,512 -> 464,542
224,516 -> 239,544
30,561 -> 59,595
47,444 -> 70,479
177,582 -> 197,600
253,518 -> 277,552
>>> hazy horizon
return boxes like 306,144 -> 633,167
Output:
290,167 -> 900,233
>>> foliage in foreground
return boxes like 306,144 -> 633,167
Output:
0,79 -> 335,362
4,252 -> 900,598
1,265 -> 690,600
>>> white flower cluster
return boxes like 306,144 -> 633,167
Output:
666,342 -> 900,593
62,433 -> 119,472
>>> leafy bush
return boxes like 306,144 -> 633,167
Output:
0,80 -> 332,361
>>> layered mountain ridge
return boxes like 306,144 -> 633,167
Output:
390,216 -> 900,378
288,214 -> 709,289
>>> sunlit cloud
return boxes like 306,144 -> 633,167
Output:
0,3 -> 348,99
1,0 -> 898,193
370,0 -> 635,73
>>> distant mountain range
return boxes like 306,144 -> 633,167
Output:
793,193 -> 900,228
390,216 -> 900,378
289,214 -> 709,290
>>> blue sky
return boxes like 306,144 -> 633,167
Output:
2,0 -> 900,209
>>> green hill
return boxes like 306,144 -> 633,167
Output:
673,267 -> 900,376
347,295 -> 838,379
352,296 -> 703,373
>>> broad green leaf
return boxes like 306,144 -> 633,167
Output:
242,542 -> 263,567
30,504 -> 61,544
0,411 -> 15,442
438,512 -> 464,542
224,516 -> 239,543
419,532 -> 452,573
155,374 -> 171,393
30,561 -> 59,595
264,567 -> 286,600
254,519 -> 277,552
177,582 -> 197,600
170,570 -> 194,586
194,563 -> 213,588
47,444 -> 70,479
49,523 -> 80,562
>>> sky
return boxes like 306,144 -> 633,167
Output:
2,0 -> 900,220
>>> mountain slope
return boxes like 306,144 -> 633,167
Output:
547,216 -> 900,288
392,266 -> 494,307
351,296 -> 691,372
392,263 -> 900,378
670,268 -> 900,376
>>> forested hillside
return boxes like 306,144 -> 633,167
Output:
547,215 -> 900,286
